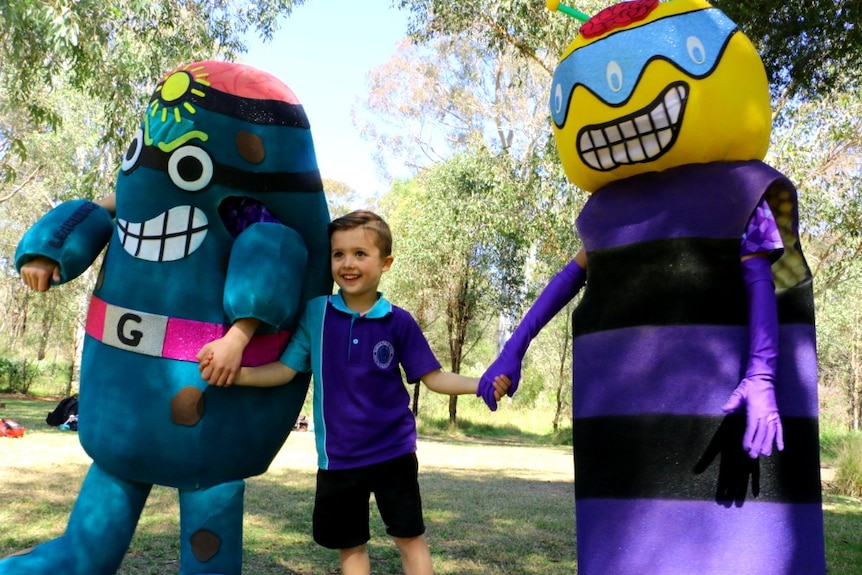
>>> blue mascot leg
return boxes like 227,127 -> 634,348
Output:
178,480 -> 245,575
0,463 -> 151,575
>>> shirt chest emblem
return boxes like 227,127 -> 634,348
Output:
373,340 -> 395,369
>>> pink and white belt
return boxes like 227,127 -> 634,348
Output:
85,295 -> 290,366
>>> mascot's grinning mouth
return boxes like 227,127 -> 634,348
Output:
117,206 -> 208,262
577,82 -> 687,171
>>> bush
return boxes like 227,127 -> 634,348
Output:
832,433 -> 862,497
0,357 -> 40,394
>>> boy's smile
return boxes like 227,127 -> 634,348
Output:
330,227 -> 393,313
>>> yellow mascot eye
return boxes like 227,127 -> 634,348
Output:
686,36 -> 706,64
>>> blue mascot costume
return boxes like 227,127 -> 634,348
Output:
3,61 -> 331,575
480,1 -> 827,573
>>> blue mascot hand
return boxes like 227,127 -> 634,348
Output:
478,351 -> 522,411
722,375 -> 784,458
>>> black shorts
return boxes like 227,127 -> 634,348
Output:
312,452 -> 426,549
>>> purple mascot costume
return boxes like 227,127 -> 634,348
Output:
480,1 -> 827,573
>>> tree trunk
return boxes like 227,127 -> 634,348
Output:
852,315 -> 861,432
412,383 -> 421,416
448,395 -> 458,427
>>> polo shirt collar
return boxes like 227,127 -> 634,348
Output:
329,291 -> 393,319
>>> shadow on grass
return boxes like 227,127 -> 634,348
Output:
9,395 -> 858,574
418,416 -> 573,447
0,450 -> 576,575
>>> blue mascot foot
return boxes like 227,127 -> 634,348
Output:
178,480 -> 245,575
0,538 -> 72,575
0,463 -> 151,575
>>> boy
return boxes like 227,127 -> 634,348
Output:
198,210 -> 510,575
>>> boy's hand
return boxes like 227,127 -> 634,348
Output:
198,350 -> 218,384
196,337 -> 244,387
20,256 -> 61,292
492,375 -> 512,402
478,374 -> 513,411
196,318 -> 259,387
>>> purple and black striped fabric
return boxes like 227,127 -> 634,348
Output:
571,160 -> 826,575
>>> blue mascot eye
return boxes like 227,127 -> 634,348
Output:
168,146 -> 214,192
121,129 -> 144,173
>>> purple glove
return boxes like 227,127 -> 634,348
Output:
478,258 -> 587,410
722,255 -> 784,458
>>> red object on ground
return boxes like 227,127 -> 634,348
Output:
0,419 -> 25,438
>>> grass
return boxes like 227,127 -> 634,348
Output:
0,397 -> 575,574
2,396 -> 862,574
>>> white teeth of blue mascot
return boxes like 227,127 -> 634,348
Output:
4,60 -> 331,575
478,1 -> 826,573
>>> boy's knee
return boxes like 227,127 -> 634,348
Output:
392,534 -> 428,552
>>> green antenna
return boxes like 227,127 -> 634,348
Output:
546,0 -> 590,22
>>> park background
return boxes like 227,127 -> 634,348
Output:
1,0 -> 861,573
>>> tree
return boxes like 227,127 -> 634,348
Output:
356,31 -> 554,182
714,0 -> 862,98
382,145 -> 530,424
766,87 -> 862,432
0,0 -> 309,387
322,178 -> 362,218
0,0 -> 308,184
398,0 -> 862,99
357,5 -> 593,427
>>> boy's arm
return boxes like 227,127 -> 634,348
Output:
197,317 -> 261,386
422,370 -> 511,399
233,361 -> 299,388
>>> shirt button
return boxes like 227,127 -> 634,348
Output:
353,338 -> 359,344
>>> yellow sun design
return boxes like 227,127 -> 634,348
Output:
150,64 -> 211,123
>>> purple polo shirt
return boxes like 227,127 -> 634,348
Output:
280,292 -> 442,470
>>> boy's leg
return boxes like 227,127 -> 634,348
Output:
372,453 -> 433,575
392,535 -> 433,575
313,467 -> 372,573
339,544 -> 371,575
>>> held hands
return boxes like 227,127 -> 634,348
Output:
488,374 -> 513,404
20,257 -> 61,292
722,375 -> 784,458
197,318 -> 259,387
478,255 -> 588,411
196,336 -> 245,387
477,350 -> 521,411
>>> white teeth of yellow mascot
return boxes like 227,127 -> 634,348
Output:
478,1 -> 826,573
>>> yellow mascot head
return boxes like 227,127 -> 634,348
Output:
549,0 -> 772,192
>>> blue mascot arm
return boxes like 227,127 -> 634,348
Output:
224,222 -> 308,329
15,199 -> 114,285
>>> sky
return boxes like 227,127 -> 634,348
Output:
242,0 -> 410,202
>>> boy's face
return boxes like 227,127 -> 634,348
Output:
330,227 -> 393,306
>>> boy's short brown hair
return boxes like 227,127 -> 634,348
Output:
327,210 -> 393,258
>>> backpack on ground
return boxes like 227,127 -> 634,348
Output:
0,419 -> 25,438
46,396 -> 78,427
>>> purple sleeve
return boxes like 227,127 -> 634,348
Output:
741,198 -> 783,258
220,197 -> 281,237
395,309 -> 442,384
